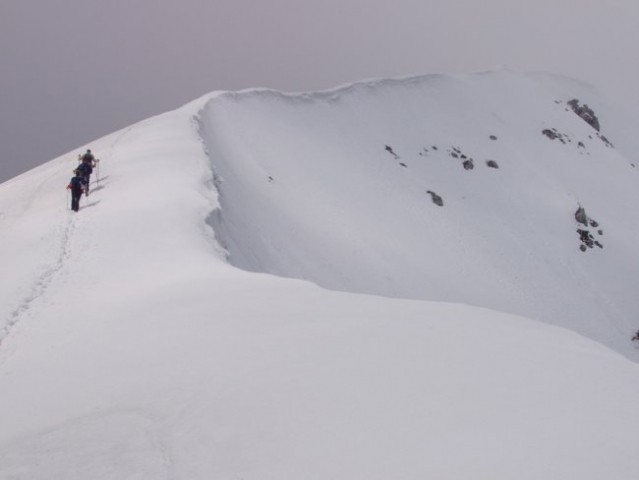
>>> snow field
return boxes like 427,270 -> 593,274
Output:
1,72 -> 639,479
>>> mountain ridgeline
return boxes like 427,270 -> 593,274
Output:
199,71 -> 639,360
3,71 -> 639,478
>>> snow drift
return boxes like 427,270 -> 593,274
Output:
1,71 -> 639,479
200,71 -> 639,360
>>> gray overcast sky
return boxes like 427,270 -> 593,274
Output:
1,0 -> 637,182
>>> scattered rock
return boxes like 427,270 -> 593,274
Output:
399,162 -> 408,168
385,145 -> 400,159
567,99 -> 600,132
542,128 -> 567,143
448,146 -> 478,170
426,190 -> 444,206
489,135 -> 498,141
485,160 -> 499,169
575,206 -> 588,226
575,206 -> 603,251
597,133 -> 614,148
566,99 -> 615,148
578,229 -> 596,248
449,146 -> 463,158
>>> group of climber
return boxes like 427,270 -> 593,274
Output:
66,149 -> 99,212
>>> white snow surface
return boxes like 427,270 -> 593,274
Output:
1,71 -> 639,479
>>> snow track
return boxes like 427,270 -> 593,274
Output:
1,215 -> 76,347
2,73 -> 639,479
0,126 -> 123,351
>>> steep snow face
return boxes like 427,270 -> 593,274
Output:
199,71 -> 639,360
1,72 -> 639,479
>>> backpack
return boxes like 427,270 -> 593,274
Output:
78,162 -> 92,175
70,176 -> 83,190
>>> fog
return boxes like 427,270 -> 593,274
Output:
1,0 -> 637,182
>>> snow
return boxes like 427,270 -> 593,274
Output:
202,71 -> 639,360
1,71 -> 639,479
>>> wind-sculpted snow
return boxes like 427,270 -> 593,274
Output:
1,71 -> 639,479
199,71 -> 639,360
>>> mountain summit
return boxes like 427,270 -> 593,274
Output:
1,71 -> 639,479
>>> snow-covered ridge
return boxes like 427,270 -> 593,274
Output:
198,69 -> 599,106
197,70 -> 639,360
1,71 -> 639,479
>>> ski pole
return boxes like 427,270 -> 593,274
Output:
66,189 -> 69,210
96,159 -> 100,187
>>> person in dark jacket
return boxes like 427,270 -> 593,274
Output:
81,149 -> 95,164
78,149 -> 97,195
67,170 -> 84,211
76,160 -> 93,195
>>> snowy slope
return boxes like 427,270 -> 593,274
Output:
1,72 -> 639,479
201,71 -> 639,360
